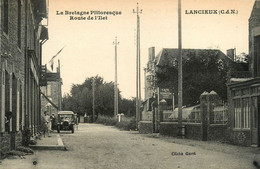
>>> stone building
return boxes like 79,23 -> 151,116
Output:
0,0 -> 48,156
40,65 -> 62,118
228,0 -> 260,147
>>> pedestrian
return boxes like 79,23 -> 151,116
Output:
51,113 -> 55,131
44,111 -> 51,137
75,114 -> 79,130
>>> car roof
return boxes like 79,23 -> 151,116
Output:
58,111 -> 74,115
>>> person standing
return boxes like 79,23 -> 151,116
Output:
51,113 -> 55,131
44,112 -> 51,137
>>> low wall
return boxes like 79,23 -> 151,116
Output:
139,121 -> 153,134
185,123 -> 202,140
160,122 -> 203,140
208,124 -> 228,142
159,122 -> 179,137
231,130 -> 251,146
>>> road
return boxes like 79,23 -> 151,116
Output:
1,123 -> 259,169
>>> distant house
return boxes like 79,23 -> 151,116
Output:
228,0 -> 260,147
40,67 -> 62,118
142,47 -> 235,133
144,47 -> 234,110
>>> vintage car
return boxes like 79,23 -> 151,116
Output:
57,111 -> 75,133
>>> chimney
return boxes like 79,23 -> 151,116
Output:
226,48 -> 235,61
148,47 -> 155,61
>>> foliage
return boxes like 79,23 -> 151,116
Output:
6,150 -> 26,156
95,115 -> 117,126
115,117 -> 136,130
156,52 -> 229,106
96,115 -> 136,131
22,128 -> 32,146
118,98 -> 136,117
16,146 -> 34,154
62,75 -> 136,117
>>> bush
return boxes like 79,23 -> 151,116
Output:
22,129 -> 32,146
5,150 -> 25,157
96,115 -> 117,126
16,146 -> 34,154
115,117 -> 136,131
96,115 -> 136,131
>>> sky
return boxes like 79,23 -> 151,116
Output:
42,0 -> 255,99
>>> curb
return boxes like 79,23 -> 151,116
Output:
29,134 -> 66,151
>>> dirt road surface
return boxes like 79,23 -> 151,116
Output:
1,123 -> 259,169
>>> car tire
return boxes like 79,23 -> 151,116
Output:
57,125 -> 60,133
72,125 -> 74,133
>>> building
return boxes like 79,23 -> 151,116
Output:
228,0 -> 260,147
40,64 -> 62,118
0,0 -> 48,156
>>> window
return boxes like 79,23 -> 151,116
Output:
18,0 -> 21,48
234,98 -> 251,129
242,98 -> 250,129
3,0 -> 8,34
234,99 -> 241,128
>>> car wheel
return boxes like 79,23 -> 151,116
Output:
57,125 -> 60,133
72,125 -> 74,133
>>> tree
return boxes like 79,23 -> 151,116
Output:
62,75 -> 136,117
156,52 -> 229,107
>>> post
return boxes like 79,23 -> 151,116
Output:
177,0 -> 183,136
92,78 -> 95,122
58,59 -> 62,111
133,2 -> 142,129
113,37 -> 119,118
138,14 -> 142,122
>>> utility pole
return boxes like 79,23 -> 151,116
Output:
177,0 -> 183,135
113,37 -> 119,117
58,59 -> 62,111
92,78 -> 95,122
133,2 -> 142,129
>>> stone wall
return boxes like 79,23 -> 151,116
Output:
159,122 -> 179,137
185,123 -> 202,140
139,121 -> 153,134
208,124 -> 228,142
231,130 -> 251,146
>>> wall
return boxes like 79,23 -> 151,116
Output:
159,122 -> 179,137
230,130 -> 251,146
208,124 -> 228,142
139,121 -> 153,134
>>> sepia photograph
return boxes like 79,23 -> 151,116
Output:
0,0 -> 260,168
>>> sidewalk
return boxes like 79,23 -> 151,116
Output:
29,132 -> 66,150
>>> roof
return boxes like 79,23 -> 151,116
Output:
58,111 -> 74,115
249,0 -> 260,20
154,48 -> 229,66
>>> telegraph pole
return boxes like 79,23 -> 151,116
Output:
133,2 -> 142,129
113,37 -> 119,117
58,59 -> 62,111
92,78 -> 95,122
177,0 -> 183,135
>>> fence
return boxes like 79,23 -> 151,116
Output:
211,104 -> 228,124
162,105 -> 201,123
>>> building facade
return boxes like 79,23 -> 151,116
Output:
40,66 -> 62,118
0,0 -> 48,156
228,0 -> 260,147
